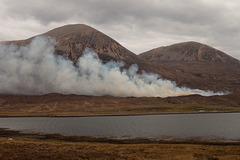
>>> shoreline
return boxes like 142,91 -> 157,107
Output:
1,110 -> 240,118
0,128 -> 239,145
1,137 -> 240,160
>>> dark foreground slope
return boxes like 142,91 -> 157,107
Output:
139,42 -> 240,92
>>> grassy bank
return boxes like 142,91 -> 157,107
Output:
1,137 -> 240,160
0,128 -> 240,160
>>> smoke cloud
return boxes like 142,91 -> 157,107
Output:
0,36 -> 226,97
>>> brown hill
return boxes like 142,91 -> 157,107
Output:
2,24 -> 240,92
139,41 -> 240,64
139,42 -> 240,92
6,24 -> 141,64
4,24 -> 179,86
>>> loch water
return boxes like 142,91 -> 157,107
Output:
0,113 -> 240,142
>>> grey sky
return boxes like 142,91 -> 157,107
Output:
0,0 -> 240,59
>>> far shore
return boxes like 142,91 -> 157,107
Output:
0,93 -> 239,118
1,110 -> 240,118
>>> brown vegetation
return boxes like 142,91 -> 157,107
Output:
0,93 -> 239,116
0,129 -> 240,160
0,136 -> 240,160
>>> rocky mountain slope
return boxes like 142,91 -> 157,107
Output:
3,24 -> 240,92
139,41 -> 240,64
7,24 -> 142,65
139,42 -> 240,92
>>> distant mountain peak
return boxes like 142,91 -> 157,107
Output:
44,24 -> 140,63
6,24 -> 139,64
139,41 -> 240,64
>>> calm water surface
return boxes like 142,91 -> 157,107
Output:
0,113 -> 240,142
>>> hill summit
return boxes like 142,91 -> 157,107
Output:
139,42 -> 240,92
7,24 -> 140,64
139,41 -> 239,65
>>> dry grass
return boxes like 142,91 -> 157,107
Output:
0,93 -> 239,116
0,137 -> 240,160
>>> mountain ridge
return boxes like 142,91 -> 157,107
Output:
2,24 -> 240,92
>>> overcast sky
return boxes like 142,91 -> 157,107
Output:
0,0 -> 240,59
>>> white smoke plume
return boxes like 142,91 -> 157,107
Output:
0,36 -> 226,97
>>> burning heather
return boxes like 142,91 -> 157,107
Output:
0,36 -> 227,97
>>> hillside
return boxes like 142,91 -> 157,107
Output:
139,41 -> 240,64
2,24 -> 240,92
6,24 -> 142,64
139,42 -> 240,92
